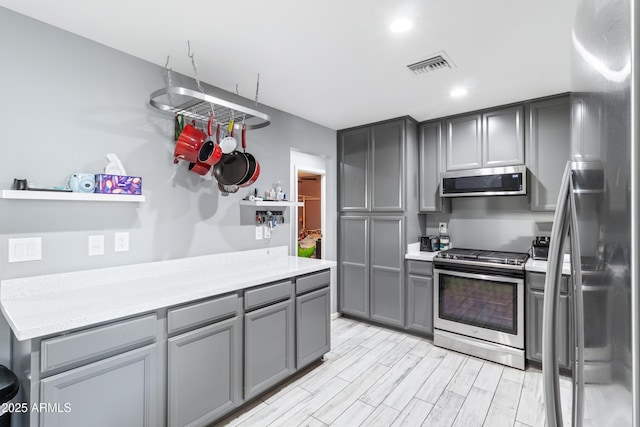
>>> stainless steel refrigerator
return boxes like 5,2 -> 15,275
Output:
542,0 -> 638,425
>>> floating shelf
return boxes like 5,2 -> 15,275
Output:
150,86 -> 271,130
1,190 -> 145,203
239,200 -> 303,207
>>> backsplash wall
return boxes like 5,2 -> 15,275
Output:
423,195 -> 555,252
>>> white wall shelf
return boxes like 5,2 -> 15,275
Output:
239,200 -> 303,207
1,190 -> 145,203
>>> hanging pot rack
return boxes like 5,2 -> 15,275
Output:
149,86 -> 271,130
151,43 -> 270,130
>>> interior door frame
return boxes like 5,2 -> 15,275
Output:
292,165 -> 326,259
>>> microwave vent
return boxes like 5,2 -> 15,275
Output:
406,52 -> 455,75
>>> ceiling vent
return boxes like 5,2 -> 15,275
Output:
407,51 -> 455,75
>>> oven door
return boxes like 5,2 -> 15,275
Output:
434,267 -> 524,349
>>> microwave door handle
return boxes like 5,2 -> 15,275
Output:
543,161 -> 572,427
569,173 -> 585,427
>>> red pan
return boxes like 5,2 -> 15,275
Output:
197,114 -> 223,167
238,123 -> 260,188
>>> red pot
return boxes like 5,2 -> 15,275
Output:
188,161 -> 211,176
174,123 -> 206,164
198,115 -> 223,166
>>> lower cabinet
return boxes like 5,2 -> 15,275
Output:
405,260 -> 434,336
526,272 -> 573,370
40,344 -> 157,427
30,270 -> 331,427
167,316 -> 241,427
339,215 -> 405,328
296,275 -> 331,369
244,298 -> 295,399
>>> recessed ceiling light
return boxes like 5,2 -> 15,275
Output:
450,87 -> 468,98
390,18 -> 412,33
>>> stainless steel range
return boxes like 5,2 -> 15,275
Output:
433,248 -> 529,370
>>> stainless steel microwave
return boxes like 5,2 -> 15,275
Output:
440,165 -> 527,197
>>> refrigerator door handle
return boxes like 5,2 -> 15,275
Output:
543,161 -> 572,427
569,172 -> 585,427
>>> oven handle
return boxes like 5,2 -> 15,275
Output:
543,161 -> 570,427
432,268 -> 524,285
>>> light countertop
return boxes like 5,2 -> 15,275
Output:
405,242 -> 439,262
406,242 -> 571,274
525,254 -> 572,275
1,246 -> 336,341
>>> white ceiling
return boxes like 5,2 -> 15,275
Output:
0,0 -> 575,130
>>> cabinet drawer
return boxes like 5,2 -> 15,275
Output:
407,260 -> 432,276
527,272 -> 569,294
296,270 -> 330,295
168,293 -> 238,335
245,280 -> 293,310
41,314 -> 157,374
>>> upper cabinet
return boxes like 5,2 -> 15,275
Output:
483,105 -> 525,167
526,95 -> 571,211
445,106 -> 524,171
339,127 -> 369,211
419,121 -> 448,212
445,113 -> 482,170
571,93 -> 602,162
339,118 -> 414,212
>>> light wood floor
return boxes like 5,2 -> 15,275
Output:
218,317 -> 573,427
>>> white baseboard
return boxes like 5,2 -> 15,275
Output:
330,312 -> 341,320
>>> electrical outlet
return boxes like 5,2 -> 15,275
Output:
255,226 -> 263,240
8,237 -> 42,262
88,235 -> 104,256
263,225 -> 271,239
114,232 -> 129,252
439,222 -> 448,234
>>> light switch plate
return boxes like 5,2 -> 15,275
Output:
264,225 -> 271,239
439,222 -> 448,234
115,232 -> 129,252
255,226 -> 263,240
88,235 -> 104,256
8,237 -> 42,262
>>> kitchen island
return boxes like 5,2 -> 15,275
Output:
1,246 -> 335,427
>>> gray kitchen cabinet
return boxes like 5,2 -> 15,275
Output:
40,343 -> 157,427
339,216 -> 369,317
338,116 -> 420,331
338,118 -> 414,212
526,272 -> 573,370
445,106 -> 524,171
445,113 -> 482,171
370,216 -> 405,327
370,120 -> 405,211
526,95 -> 571,211
339,215 -> 406,328
419,120 -> 448,212
167,316 -> 241,427
405,260 -> 433,335
571,93 -> 602,162
296,272 -> 331,369
339,127 -> 369,211
244,297 -> 295,399
483,105 -> 525,167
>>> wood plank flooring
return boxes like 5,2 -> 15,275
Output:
217,317 -> 572,427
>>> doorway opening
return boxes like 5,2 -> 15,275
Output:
297,171 -> 323,258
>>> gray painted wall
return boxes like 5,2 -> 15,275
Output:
0,8 -> 337,364
423,196 -> 554,253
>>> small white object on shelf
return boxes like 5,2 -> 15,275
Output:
239,200 -> 303,207
1,190 -> 145,202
